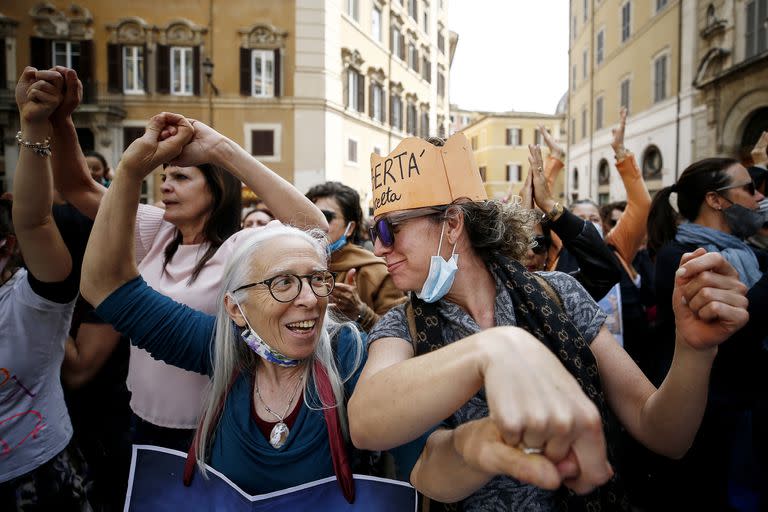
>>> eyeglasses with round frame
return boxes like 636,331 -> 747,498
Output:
232,270 -> 337,303
369,207 -> 446,248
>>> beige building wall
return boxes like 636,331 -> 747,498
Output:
461,113 -> 565,201
691,0 -> 768,162
0,0 -> 453,211
567,0 -> 696,203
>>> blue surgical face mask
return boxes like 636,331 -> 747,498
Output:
328,222 -> 352,253
233,299 -> 302,367
416,221 -> 459,303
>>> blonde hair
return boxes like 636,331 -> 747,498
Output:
195,224 -> 364,475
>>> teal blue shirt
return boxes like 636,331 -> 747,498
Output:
96,276 -> 426,494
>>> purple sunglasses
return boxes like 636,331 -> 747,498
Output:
368,208 -> 445,247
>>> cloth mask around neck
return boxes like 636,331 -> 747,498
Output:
328,222 -> 352,254
233,299 -> 303,367
416,220 -> 459,303
721,199 -> 766,239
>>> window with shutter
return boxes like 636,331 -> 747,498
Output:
620,78 -> 630,113
409,0 -> 418,20
391,94 -> 403,129
171,46 -> 194,95
745,0 -> 768,58
407,103 -> 417,135
596,96 -> 604,130
596,30 -> 604,65
107,43 -> 122,93
371,83 -> 384,122
123,45 -> 145,93
156,45 -> 170,94
251,50 -> 275,97
621,2 -> 631,42
356,72 -> 365,113
52,40 -> 81,69
506,164 -> 520,182
251,130 -> 275,157
347,139 -> 358,163
372,5 -> 382,41
653,54 -> 667,103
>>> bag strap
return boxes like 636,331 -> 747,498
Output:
532,273 -> 563,310
405,299 -> 419,354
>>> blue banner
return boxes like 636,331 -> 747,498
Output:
124,445 -> 417,511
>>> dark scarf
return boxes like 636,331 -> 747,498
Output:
407,254 -> 629,512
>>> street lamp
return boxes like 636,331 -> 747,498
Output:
202,57 -> 219,96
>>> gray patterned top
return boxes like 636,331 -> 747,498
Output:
368,270 -> 607,512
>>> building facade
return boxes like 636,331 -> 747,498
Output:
567,0 -> 694,204
691,0 -> 768,162
458,112 -> 566,200
0,0 -> 455,207
567,0 -> 768,205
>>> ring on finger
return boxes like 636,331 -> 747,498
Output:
517,443 -> 544,455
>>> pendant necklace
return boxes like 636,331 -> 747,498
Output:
255,371 -> 304,449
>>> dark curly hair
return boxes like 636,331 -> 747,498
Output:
306,181 -> 364,244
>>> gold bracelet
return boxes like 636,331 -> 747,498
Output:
16,131 -> 51,158
546,202 -> 564,222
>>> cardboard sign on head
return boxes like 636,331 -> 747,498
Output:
369,132 -> 487,218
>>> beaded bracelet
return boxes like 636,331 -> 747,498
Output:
16,131 -> 51,158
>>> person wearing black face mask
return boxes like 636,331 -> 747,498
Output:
645,157 -> 768,511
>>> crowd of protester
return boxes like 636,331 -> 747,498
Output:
1,65 -> 766,512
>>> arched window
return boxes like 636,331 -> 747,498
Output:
642,145 -> 663,179
598,158 -> 610,185
572,168 -> 580,191
706,4 -> 716,27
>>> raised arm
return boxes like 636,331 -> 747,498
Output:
605,108 -> 651,265
528,145 -> 620,299
81,113 -> 193,306
49,67 -> 106,220
592,249 -> 748,458
12,67 -> 71,282
538,125 -> 565,190
751,131 -> 768,167
167,120 -> 328,231
62,322 -> 122,389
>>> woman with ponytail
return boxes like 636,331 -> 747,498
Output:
646,157 -> 768,510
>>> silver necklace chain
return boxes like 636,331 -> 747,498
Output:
254,371 -> 304,423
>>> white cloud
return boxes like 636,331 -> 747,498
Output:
448,0 -> 569,114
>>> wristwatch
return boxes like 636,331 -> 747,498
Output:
545,202 -> 564,222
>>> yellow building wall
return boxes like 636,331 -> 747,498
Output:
570,0 -> 680,142
462,115 -> 564,200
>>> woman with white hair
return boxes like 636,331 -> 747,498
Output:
79,113 -> 425,498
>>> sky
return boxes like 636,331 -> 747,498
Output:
447,0 -> 569,115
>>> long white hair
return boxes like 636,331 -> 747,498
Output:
195,224 -> 364,474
